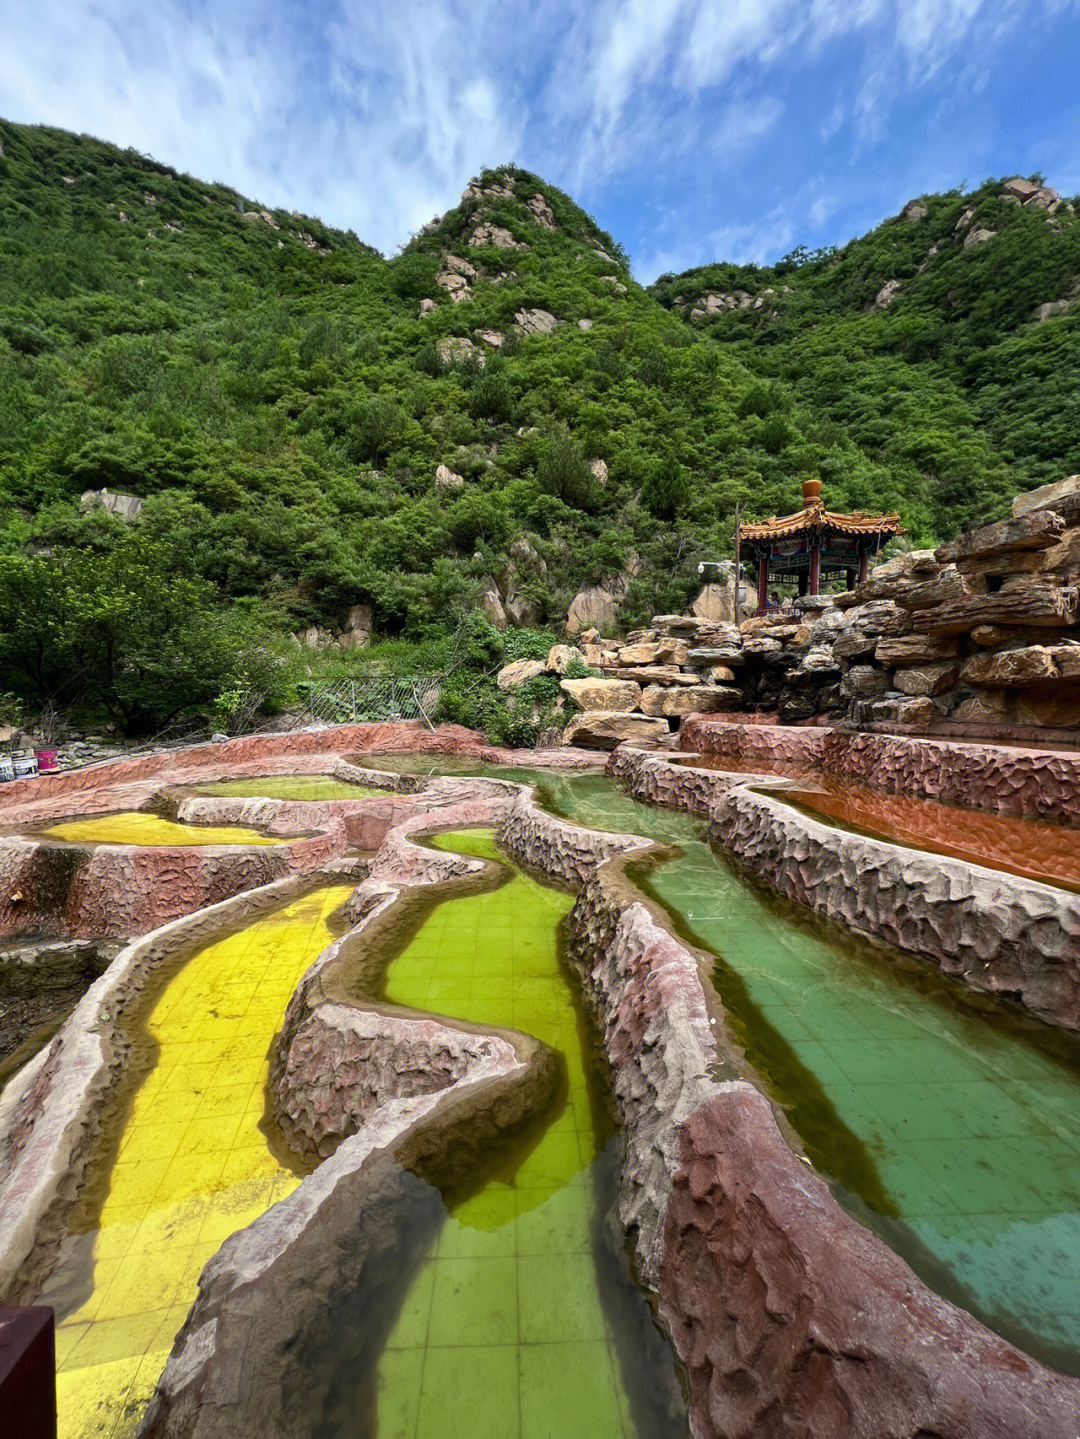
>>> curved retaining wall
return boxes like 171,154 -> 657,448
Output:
0,863 -> 363,1306
714,784 -> 1080,1031
613,745 -> 1080,1032
682,717 -> 1080,822
498,786 -> 654,886
0,818 -> 348,942
568,859 -> 1080,1439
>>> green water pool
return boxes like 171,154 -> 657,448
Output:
193,776 -> 384,801
376,829 -> 684,1439
368,761 -> 1080,1376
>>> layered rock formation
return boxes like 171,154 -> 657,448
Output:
560,475 -> 1080,742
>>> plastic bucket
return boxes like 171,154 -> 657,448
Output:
35,749 -> 58,772
12,754 -> 39,778
0,757 -> 13,782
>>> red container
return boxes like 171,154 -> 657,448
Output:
34,749 -> 58,772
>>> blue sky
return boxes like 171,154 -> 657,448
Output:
3,0 -> 1080,281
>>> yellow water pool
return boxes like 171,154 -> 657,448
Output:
43,811 -> 283,847
51,883 -> 354,1439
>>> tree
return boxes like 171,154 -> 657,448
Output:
641,454 -> 690,520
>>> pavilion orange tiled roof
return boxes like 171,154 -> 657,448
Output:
739,500 -> 905,543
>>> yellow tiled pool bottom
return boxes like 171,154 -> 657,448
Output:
44,811 -> 283,847
51,883 -> 354,1439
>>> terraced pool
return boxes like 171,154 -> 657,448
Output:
41,812 -> 283,847
193,776 -> 384,801
41,884 -> 354,1439
530,770 -> 1080,1374
373,829 -> 685,1438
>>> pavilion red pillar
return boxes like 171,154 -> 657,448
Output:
858,548 -> 869,584
809,542 -> 821,596
756,553 -> 769,615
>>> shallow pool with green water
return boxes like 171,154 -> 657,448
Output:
371,762 -> 1080,1376
193,776 -> 384,801
375,829 -> 684,1439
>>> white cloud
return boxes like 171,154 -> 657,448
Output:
1,0 -> 1076,264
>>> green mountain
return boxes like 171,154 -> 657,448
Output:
0,120 -> 1077,735
649,178 -> 1080,540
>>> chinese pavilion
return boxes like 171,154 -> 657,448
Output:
738,479 -> 905,615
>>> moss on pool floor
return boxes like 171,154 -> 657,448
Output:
42,811 -> 282,846
193,776 -> 384,801
46,883 -> 354,1439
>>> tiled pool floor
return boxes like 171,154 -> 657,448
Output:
42,884 -> 354,1439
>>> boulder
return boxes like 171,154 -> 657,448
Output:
841,667 -> 892,698
563,712 -> 670,750
1034,299 -> 1076,322
954,550 -> 1051,578
590,458 -> 609,487
526,194 -> 556,229
560,677 -> 641,712
893,663 -> 959,697
953,690 -> 1014,725
703,665 -> 735,684
900,199 -> 928,222
1001,177 -> 1041,203
935,510 -> 1065,564
833,632 -> 878,661
619,641 -> 670,665
844,600 -> 913,637
566,584 -> 619,635
497,659 -> 545,690
435,463 -> 464,489
874,634 -> 959,665
504,593 -> 541,627
913,586 -> 1080,635
689,581 -> 737,623
1011,474 -> 1080,518
470,221 -> 527,250
969,625 -> 1015,647
436,270 -> 470,301
785,647 -> 842,682
894,566 -> 973,610
476,329 -> 505,348
514,308 -> 558,335
853,696 -> 935,731
963,228 -> 995,248
79,488 -> 144,522
437,336 -> 483,367
480,588 -> 507,629
547,643 -> 586,675
641,684 -> 742,717
960,647 -> 1059,688
615,666 -> 702,686
1052,644 -> 1080,679
339,604 -> 373,650
419,297 -> 437,315
871,279 -> 902,310
740,637 -> 783,659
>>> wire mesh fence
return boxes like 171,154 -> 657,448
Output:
298,676 -> 443,728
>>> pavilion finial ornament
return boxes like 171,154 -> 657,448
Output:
738,478 -> 904,615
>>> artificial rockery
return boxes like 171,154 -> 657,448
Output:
1,119 -> 1079,742
506,472 -> 1080,746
